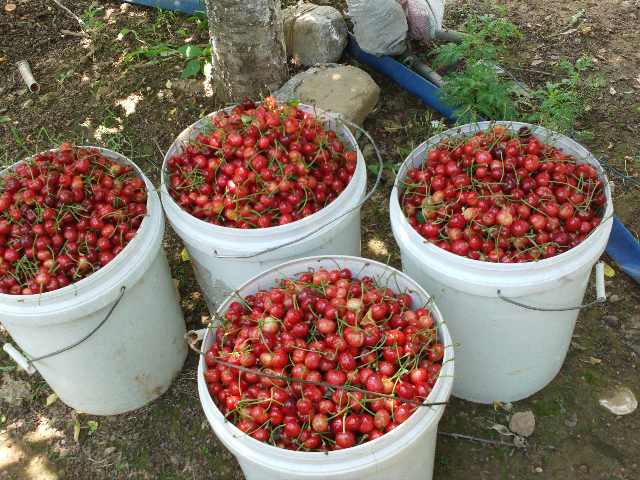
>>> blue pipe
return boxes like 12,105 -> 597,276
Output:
604,217 -> 640,284
123,0 -> 204,15
345,33 -> 480,124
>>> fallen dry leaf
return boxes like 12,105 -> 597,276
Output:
589,357 -> 602,364
493,401 -> 504,411
607,142 -> 614,150
610,87 -> 617,95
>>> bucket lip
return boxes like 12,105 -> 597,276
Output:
390,121 -> 614,273
159,104 -> 366,241
197,255 -> 455,459
0,147 -> 161,305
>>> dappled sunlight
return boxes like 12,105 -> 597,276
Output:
204,81 -> 214,98
116,93 -> 143,116
104,7 -> 115,20
368,239 -> 389,256
22,416 -> 65,444
94,124 -> 124,141
0,433 -> 26,470
26,455 -> 58,480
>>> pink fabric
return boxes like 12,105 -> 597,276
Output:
396,0 -> 432,41
405,0 -> 432,40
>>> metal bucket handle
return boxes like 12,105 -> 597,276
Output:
1,286 -> 126,374
497,262 -> 606,311
213,118 -> 384,259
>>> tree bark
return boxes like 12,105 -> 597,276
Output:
203,0 -> 289,103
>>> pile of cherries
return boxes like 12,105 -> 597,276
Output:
165,97 -> 358,228
203,267 -> 445,451
0,143 -> 148,295
401,125 -> 607,262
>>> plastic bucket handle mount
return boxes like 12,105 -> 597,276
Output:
497,262 -> 606,311
2,287 -> 127,373
211,118 -> 385,259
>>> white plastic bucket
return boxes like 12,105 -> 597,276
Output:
197,255 -> 454,480
390,122 -> 614,404
161,106 -> 367,314
0,148 -> 188,415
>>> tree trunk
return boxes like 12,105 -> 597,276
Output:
203,0 -> 289,103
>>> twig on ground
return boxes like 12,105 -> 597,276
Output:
60,29 -> 90,38
505,67 -> 559,77
51,0 -> 85,28
438,431 -> 525,448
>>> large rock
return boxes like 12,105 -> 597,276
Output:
282,4 -> 348,66
274,65 -> 380,128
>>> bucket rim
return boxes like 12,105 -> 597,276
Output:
159,104 -> 366,241
197,255 -> 455,460
390,121 -> 614,273
0,146 -> 161,305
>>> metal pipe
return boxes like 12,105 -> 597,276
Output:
17,60 -> 40,93
399,49 -> 446,88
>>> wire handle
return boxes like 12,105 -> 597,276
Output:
497,262 -> 606,312
213,118 -> 384,259
1,287 -> 126,374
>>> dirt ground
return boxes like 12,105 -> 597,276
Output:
0,0 -> 639,479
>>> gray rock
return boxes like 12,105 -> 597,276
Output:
509,411 -> 535,437
22,99 -> 33,108
58,448 -> 70,458
564,412 -> 578,428
274,65 -> 380,129
602,315 -> 620,329
609,294 -> 620,303
283,4 -> 347,66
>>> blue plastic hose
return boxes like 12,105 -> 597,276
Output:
123,0 -> 204,15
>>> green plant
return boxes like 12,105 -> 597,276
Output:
56,71 -> 73,90
430,8 -> 522,121
525,57 -> 595,132
79,6 -> 105,40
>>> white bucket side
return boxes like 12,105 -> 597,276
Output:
197,255 -> 454,480
161,106 -> 366,311
389,122 -> 613,403
0,149 -> 188,415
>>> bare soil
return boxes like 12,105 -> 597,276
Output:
0,0 -> 639,479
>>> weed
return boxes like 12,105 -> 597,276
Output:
56,71 -> 73,90
525,57 -> 595,132
79,6 -> 105,41
431,8 -> 522,121
585,371 -> 597,383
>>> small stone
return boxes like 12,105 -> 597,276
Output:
104,446 -> 116,456
609,294 -> 620,303
599,387 -> 638,415
578,464 -> 589,474
59,448 -> 70,458
603,315 -> 621,329
565,412 -> 578,428
4,3 -> 16,13
61,439 -> 66,445
535,467 -> 543,473
96,86 -> 111,95
509,411 -> 536,437
170,454 -> 183,465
